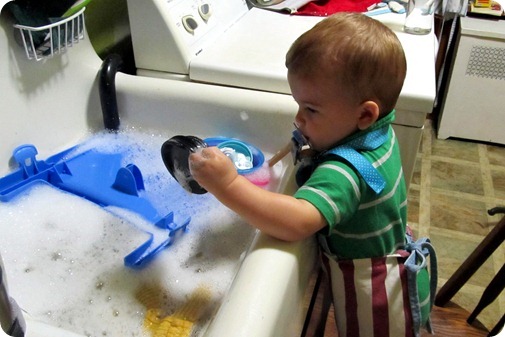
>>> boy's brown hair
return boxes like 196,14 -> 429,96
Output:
285,12 -> 407,116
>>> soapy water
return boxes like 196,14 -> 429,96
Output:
219,146 -> 253,170
0,127 -> 286,337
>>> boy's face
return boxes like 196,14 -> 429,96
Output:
288,71 -> 361,152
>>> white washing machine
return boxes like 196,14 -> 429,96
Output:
126,0 -> 438,187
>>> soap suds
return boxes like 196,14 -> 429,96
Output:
0,128 -> 288,337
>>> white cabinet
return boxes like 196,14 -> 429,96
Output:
438,16 -> 505,144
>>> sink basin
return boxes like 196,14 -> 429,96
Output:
0,10 -> 317,337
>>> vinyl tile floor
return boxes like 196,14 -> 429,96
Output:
407,119 -> 505,332
303,119 -> 505,336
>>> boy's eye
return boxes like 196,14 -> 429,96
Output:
306,106 -> 317,113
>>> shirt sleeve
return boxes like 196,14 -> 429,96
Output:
294,160 -> 362,233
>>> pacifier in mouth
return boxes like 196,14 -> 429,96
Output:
266,125 -> 314,167
291,125 -> 313,165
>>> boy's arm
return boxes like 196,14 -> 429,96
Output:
189,147 -> 326,242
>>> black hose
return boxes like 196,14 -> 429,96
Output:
99,54 -> 123,131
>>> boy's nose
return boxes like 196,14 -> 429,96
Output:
294,111 -> 304,127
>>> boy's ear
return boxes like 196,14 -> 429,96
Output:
357,101 -> 380,130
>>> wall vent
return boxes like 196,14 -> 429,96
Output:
465,45 -> 505,80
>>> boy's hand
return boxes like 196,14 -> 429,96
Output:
189,147 -> 239,194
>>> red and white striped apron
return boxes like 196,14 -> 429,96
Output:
321,238 -> 436,337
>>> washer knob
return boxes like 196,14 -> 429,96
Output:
182,15 -> 198,34
198,3 -> 212,22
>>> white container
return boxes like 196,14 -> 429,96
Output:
404,0 -> 434,34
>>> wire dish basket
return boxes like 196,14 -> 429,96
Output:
13,7 -> 86,61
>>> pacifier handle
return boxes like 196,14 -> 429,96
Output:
268,128 -> 315,167
267,142 -> 292,167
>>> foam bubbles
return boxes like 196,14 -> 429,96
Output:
0,128 -> 292,337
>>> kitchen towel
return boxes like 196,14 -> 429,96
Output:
294,0 -> 378,16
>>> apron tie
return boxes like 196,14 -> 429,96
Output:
404,237 -> 438,336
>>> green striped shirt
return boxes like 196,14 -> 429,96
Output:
294,113 -> 407,260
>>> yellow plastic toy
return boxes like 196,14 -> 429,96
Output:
136,283 -> 212,337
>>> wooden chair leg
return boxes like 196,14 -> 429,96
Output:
467,263 -> 505,324
302,269 -> 325,337
314,274 -> 332,336
301,267 -> 333,337
435,216 -> 505,306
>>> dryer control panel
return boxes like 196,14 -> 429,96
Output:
127,0 -> 249,75
181,2 -> 212,33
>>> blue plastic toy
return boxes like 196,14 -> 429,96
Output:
0,144 -> 190,269
205,137 -> 265,175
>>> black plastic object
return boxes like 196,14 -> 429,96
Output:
161,136 -> 208,194
1,262 -> 26,337
99,54 -> 123,131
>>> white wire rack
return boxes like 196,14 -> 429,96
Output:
13,7 -> 86,61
